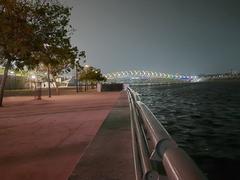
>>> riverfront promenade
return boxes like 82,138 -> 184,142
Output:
0,92 -> 121,180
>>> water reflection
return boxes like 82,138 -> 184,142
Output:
131,81 -> 240,180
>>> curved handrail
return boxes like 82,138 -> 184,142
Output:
127,87 -> 206,180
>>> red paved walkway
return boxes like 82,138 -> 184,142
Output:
0,92 -> 120,180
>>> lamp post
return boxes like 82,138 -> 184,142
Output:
9,71 -> 16,89
84,64 -> 89,92
47,65 -> 51,97
75,51 -> 86,93
75,58 -> 79,93
31,75 -> 37,99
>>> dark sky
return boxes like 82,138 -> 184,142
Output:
62,0 -> 240,75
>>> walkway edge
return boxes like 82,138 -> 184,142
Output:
68,91 -> 135,180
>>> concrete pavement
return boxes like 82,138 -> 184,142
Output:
69,92 -> 135,180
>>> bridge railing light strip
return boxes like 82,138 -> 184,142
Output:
103,70 -> 199,82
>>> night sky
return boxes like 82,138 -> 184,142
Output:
62,0 -> 240,75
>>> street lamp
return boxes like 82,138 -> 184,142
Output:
9,71 -> 16,89
31,75 -> 36,89
30,74 -> 40,100
75,58 -> 79,93
31,75 -> 36,80
75,51 -> 86,93
83,65 -> 90,92
84,64 -> 89,68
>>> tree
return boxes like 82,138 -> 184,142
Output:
47,47 -> 79,95
0,0 -> 78,105
33,1 -> 78,97
39,42 -> 79,97
0,0 -> 40,106
79,66 -> 106,91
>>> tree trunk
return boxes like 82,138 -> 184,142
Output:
0,60 -> 11,107
47,65 -> 51,98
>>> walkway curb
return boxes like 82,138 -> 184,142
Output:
68,91 -> 135,180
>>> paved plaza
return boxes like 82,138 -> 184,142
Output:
0,92 -> 120,180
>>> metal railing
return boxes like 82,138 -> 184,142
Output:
127,87 -> 207,180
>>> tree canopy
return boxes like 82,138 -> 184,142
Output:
0,0 -> 79,106
79,66 -> 106,82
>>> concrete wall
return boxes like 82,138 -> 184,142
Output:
98,83 -> 124,92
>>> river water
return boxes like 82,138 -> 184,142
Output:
131,81 -> 240,180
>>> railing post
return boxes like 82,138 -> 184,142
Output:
128,90 -> 159,180
127,87 -> 206,180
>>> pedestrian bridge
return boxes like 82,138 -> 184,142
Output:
104,70 -> 199,83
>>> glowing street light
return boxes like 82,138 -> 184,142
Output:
31,75 -> 36,80
84,64 -> 90,68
